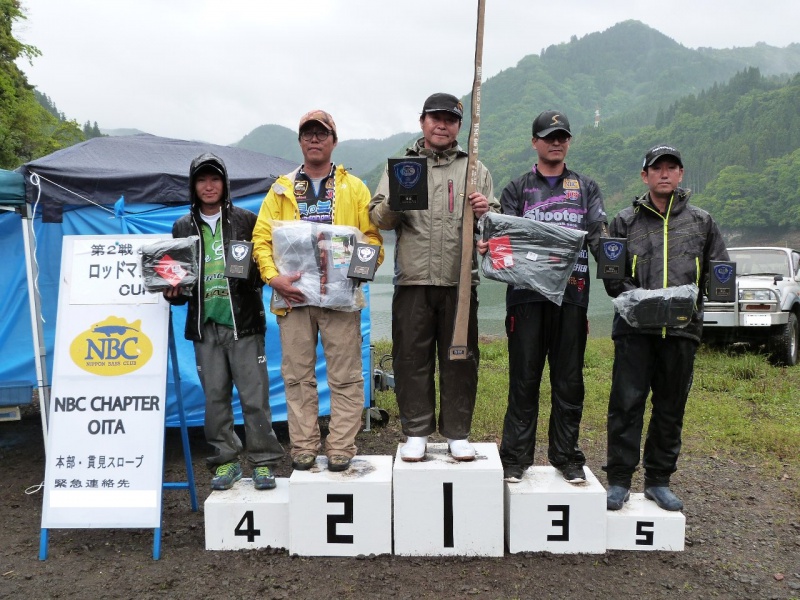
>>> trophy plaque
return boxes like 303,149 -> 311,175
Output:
347,242 -> 380,282
388,158 -> 428,211
707,261 -> 736,302
597,237 -> 627,280
224,240 -> 253,279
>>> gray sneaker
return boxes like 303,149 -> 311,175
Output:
211,462 -> 242,491
253,466 -> 276,490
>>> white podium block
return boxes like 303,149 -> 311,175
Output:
204,477 -> 290,551
606,493 -> 685,551
505,465 -> 606,554
288,455 -> 392,557
393,442 -> 503,557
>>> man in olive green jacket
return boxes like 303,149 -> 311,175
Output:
370,93 -> 497,462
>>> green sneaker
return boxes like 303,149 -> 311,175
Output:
211,462 -> 242,491
253,466 -> 276,490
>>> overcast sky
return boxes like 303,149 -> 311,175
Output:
14,0 -> 800,145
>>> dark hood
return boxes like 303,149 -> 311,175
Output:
189,153 -> 231,212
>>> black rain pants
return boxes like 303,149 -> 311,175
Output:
499,301 -> 588,470
604,333 -> 697,488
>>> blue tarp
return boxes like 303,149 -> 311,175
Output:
1,136 -> 374,427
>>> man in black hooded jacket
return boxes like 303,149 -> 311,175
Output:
165,153 -> 284,491
603,145 -> 728,511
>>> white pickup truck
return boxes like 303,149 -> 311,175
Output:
702,247 -> 800,366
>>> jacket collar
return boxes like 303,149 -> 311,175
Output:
272,164 -> 349,196
635,187 -> 691,216
409,138 -> 467,162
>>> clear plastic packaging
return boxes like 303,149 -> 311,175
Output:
612,283 -> 699,328
271,220 -> 367,312
479,212 -> 586,305
140,236 -> 199,296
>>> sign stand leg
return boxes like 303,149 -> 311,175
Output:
155,315 -> 198,559
38,528 -> 48,560
364,345 -> 374,432
153,527 -> 161,560
161,314 -> 198,512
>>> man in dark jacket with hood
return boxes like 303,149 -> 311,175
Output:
603,145 -> 728,512
165,153 -> 284,491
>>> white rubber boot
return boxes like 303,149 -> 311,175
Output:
400,436 -> 428,462
447,438 -> 476,461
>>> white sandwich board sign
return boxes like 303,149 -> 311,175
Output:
41,235 -> 170,528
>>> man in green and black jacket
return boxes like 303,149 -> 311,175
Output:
167,153 -> 284,491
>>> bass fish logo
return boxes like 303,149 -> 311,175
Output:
70,316 -> 153,376
231,243 -> 249,262
356,246 -> 376,263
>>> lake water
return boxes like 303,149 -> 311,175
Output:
367,231 -> 615,342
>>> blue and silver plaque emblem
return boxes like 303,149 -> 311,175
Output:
713,263 -> 733,284
603,240 -> 623,261
393,161 -> 423,189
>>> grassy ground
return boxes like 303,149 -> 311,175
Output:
371,338 -> 800,487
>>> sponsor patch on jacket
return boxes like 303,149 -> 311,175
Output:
294,180 -> 309,196
325,178 -> 335,189
564,190 -> 580,200
563,179 -> 580,190
568,276 -> 586,292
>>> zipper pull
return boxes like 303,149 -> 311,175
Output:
448,179 -> 454,212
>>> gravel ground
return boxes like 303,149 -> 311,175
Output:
2,407 -> 800,600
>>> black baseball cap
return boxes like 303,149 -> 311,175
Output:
643,145 -> 683,169
195,162 -> 224,177
421,93 -> 463,119
532,110 -> 571,137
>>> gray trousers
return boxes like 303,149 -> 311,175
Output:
193,322 -> 284,469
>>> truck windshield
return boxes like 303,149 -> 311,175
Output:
729,250 -> 790,277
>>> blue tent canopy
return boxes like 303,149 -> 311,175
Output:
1,135 -> 375,426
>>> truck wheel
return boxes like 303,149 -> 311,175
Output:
770,312 -> 799,366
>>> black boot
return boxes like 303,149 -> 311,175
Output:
644,486 -> 683,511
606,485 -> 630,511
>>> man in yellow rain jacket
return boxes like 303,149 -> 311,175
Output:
253,110 -> 383,474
